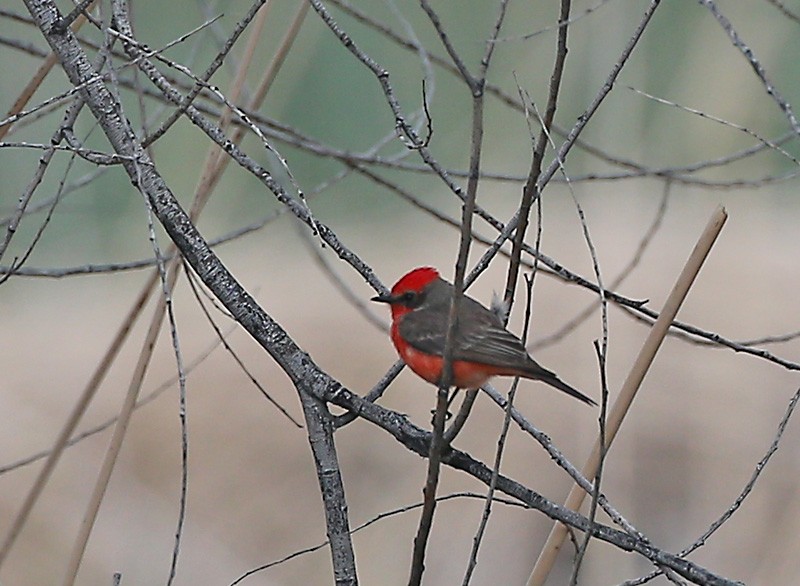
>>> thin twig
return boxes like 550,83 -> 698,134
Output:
0,0 -> 97,141
0,321 -> 239,476
0,207 -> 288,277
621,384 -> 800,585
764,0 -> 800,24
462,275 -> 532,585
138,2 -> 267,147
0,118 -> 93,283
627,85 -> 800,167
112,10 -> 384,294
297,221 -> 388,333
140,188 -> 189,586
407,1 -> 507,579
569,341 -> 609,585
229,491 -> 532,586
503,0 -> 571,312
480,383 -> 645,542
532,183 -> 670,351
183,265 -> 302,427
0,40 -> 105,568
322,0 -> 701,190
696,0 -> 800,135
307,0 -> 467,201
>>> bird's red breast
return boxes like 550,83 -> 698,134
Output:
390,319 -> 499,389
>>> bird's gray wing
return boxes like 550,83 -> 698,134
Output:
452,300 -> 539,368
398,295 -> 538,369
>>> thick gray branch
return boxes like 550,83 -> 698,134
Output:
300,393 -> 357,586
22,0 -> 361,581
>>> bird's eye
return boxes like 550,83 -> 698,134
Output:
401,291 -> 416,304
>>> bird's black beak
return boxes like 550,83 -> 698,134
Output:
371,293 -> 394,304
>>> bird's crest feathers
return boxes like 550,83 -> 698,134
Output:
391,266 -> 440,295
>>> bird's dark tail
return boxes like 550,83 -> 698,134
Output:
540,374 -> 597,406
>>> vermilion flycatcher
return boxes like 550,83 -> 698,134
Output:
372,267 -> 595,405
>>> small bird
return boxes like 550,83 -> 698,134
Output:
372,267 -> 596,406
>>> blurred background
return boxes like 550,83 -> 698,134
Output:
1,1 -> 799,584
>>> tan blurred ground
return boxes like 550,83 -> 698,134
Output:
2,187 -> 799,585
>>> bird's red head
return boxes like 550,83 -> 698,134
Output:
390,267 -> 439,295
372,266 -> 440,320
